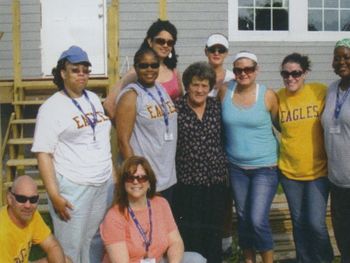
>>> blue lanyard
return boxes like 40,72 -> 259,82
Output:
63,89 -> 98,141
334,86 -> 350,119
128,199 -> 153,255
136,82 -> 170,133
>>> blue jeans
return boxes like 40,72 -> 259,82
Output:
229,164 -> 278,251
280,175 -> 334,263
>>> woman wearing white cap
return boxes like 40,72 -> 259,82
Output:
218,51 -> 279,263
205,33 -> 235,258
205,33 -> 235,97
32,46 -> 114,263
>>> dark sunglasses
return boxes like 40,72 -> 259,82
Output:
207,46 -> 228,54
69,68 -> 91,74
10,191 -> 39,204
153,38 -> 175,47
125,174 -> 149,183
280,70 -> 304,79
137,63 -> 160,69
233,66 -> 256,75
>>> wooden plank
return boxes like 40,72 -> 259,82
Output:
11,118 -> 36,124
6,158 -> 37,167
8,138 -> 33,145
12,100 -> 45,105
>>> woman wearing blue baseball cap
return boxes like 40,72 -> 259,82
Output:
32,46 -> 114,263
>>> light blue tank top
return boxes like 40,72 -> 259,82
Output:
222,80 -> 277,167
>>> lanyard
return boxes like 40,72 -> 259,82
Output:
63,89 -> 98,140
128,199 -> 153,255
136,82 -> 170,133
334,86 -> 350,119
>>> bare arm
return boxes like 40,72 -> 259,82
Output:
217,83 -> 228,102
175,69 -> 184,97
36,152 -> 73,221
265,88 -> 280,130
103,68 -> 137,120
166,229 -> 184,263
105,242 -> 130,263
40,234 -> 71,263
115,90 -> 137,159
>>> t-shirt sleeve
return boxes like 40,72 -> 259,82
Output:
32,211 -> 51,245
31,105 -> 61,153
100,206 -> 127,246
157,197 -> 177,234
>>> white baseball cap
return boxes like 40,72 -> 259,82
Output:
206,34 -> 229,49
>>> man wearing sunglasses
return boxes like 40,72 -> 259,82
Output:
0,175 -> 71,263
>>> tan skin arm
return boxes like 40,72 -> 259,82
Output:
105,242 -> 129,263
115,90 -> 137,159
39,234 -> 72,263
103,68 -> 137,120
265,88 -> 280,130
174,69 -> 184,97
166,229 -> 184,263
36,152 -> 73,221
217,83 -> 228,102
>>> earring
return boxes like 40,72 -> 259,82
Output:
168,52 -> 172,59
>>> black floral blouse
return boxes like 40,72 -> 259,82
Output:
175,95 -> 229,186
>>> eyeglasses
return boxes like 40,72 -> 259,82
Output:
125,174 -> 149,183
153,38 -> 175,47
207,46 -> 228,54
69,68 -> 91,75
280,70 -> 304,79
137,63 -> 160,69
233,66 -> 256,75
10,192 -> 39,204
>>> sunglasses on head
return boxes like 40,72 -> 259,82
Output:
125,174 -> 149,183
137,63 -> 160,69
280,70 -> 304,79
207,46 -> 228,54
10,191 -> 39,204
153,38 -> 175,47
233,66 -> 256,75
69,67 -> 91,75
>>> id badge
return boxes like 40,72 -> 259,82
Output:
329,125 -> 341,134
140,258 -> 156,263
164,131 -> 174,141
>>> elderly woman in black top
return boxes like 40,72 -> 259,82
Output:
173,62 -> 229,263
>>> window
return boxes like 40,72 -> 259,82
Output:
228,0 -> 350,41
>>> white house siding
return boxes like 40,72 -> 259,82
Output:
0,0 -> 337,89
0,0 -> 41,79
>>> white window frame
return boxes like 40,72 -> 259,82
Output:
228,0 -> 349,42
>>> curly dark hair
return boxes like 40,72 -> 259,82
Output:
182,61 -> 216,92
114,156 -> 157,214
51,58 -> 67,90
139,19 -> 178,70
281,53 -> 311,72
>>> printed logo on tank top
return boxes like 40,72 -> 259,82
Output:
280,105 -> 320,123
72,111 -> 110,129
146,101 -> 176,119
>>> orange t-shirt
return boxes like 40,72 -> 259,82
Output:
100,196 -> 177,263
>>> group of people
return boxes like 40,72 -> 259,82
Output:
1,17 -> 350,263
